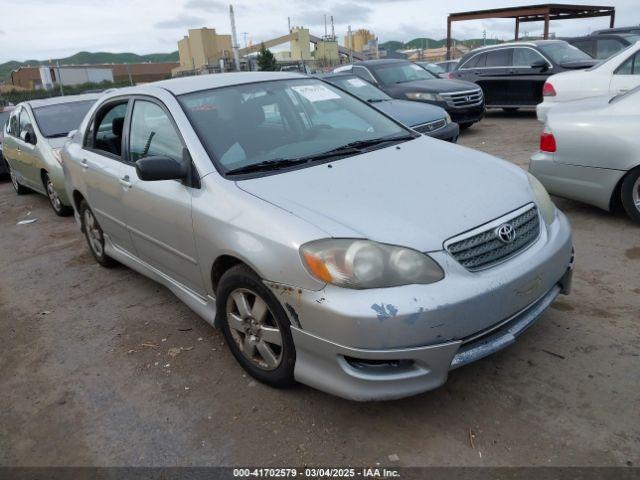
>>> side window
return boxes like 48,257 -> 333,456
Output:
596,39 -> 623,59
616,53 -> 639,75
129,100 -> 183,163
485,49 -> 512,67
353,66 -> 376,84
8,110 -> 19,137
513,48 -> 546,67
19,109 -> 31,137
463,53 -> 486,69
90,102 -> 128,157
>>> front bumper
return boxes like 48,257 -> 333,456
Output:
272,210 -> 574,401
427,122 -> 459,143
447,103 -> 485,125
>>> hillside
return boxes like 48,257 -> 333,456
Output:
380,37 -> 503,52
0,51 -> 179,83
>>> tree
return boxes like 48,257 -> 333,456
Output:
257,44 -> 278,71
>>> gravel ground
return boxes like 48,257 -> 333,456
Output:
0,110 -> 638,468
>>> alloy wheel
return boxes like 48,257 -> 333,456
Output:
46,177 -> 63,212
9,167 -> 19,192
84,209 -> 104,257
226,288 -> 283,371
633,176 -> 640,214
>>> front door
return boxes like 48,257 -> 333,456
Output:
82,100 -> 137,254
122,98 -> 205,295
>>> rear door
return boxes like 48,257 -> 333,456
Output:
81,99 -> 137,254
122,97 -> 205,295
476,49 -> 513,106
510,47 -> 553,106
2,109 -> 21,175
609,51 -> 640,95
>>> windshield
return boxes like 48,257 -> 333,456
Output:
373,62 -> 437,84
32,100 -> 96,138
325,76 -> 390,102
417,62 -> 445,74
179,78 -> 409,175
538,42 -> 593,64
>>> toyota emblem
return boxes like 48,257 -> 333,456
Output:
495,223 -> 517,244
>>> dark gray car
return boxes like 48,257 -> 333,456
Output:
320,73 -> 459,142
335,59 -> 485,129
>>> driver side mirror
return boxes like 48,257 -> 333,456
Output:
136,155 -> 188,182
531,59 -> 549,71
21,124 -> 37,145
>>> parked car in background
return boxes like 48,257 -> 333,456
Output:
592,26 -> 640,36
537,42 -> 640,122
0,106 -> 15,178
63,72 -> 573,401
451,40 -> 598,111
415,61 -> 448,78
2,94 -> 99,215
435,60 -> 459,73
530,85 -> 640,224
566,33 -> 639,59
335,59 -> 485,129
320,73 -> 459,142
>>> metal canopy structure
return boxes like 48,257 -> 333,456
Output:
446,4 -> 616,59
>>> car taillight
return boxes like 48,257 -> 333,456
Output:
448,72 -> 455,79
540,132 -> 557,153
543,82 -> 556,97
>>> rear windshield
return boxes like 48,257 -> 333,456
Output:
32,100 -> 96,138
325,76 -> 390,102
538,42 -> 592,64
373,62 -> 437,84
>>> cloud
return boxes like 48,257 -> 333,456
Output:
184,0 -> 226,12
0,30 -> 5,34
294,2 -> 373,27
155,14 -> 207,29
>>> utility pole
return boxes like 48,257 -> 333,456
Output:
55,60 -> 64,96
347,25 -> 353,63
229,4 -> 241,71
125,63 -> 133,86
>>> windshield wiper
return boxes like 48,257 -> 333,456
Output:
226,158 -> 312,175
46,132 -> 69,138
367,98 -> 387,103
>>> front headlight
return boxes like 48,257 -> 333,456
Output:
406,92 -> 443,102
301,239 -> 444,289
527,172 -> 556,225
444,112 -> 452,124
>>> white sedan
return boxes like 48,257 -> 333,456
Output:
530,85 -> 640,224
537,41 -> 640,122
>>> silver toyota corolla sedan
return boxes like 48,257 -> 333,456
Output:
63,72 -> 574,401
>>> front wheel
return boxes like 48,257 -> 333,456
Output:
43,173 -> 73,216
459,122 -> 474,130
621,168 -> 640,224
79,200 -> 118,267
217,264 -> 296,388
502,107 -> 519,113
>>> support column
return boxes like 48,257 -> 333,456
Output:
515,18 -> 520,40
446,18 -> 452,60
610,11 -> 616,28
543,13 -> 550,39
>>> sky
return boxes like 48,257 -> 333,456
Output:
1,0 -> 640,63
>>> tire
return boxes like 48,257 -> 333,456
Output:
620,168 -> 640,224
217,264 -> 296,388
43,173 -> 73,217
459,122 -> 473,130
9,165 -> 30,195
502,107 -> 519,113
79,200 -> 118,268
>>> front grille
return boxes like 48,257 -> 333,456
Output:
446,206 -> 540,271
413,118 -> 447,134
440,89 -> 484,108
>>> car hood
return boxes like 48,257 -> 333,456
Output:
236,137 -> 534,252
393,78 -> 479,93
373,99 -> 447,127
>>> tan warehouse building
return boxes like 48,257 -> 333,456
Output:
173,27 -> 233,75
344,29 -> 376,53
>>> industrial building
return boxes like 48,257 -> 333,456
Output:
11,62 -> 178,90
344,29 -> 377,55
173,27 -> 233,76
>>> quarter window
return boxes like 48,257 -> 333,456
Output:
129,101 -> 183,162
513,48 -> 546,67
353,66 -> 376,84
596,39 -> 623,59
19,109 -> 31,137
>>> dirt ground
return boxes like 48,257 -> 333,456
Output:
0,110 -> 638,468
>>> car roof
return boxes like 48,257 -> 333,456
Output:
355,59 -> 409,67
315,72 -> 357,80
592,26 -> 640,35
462,39 -> 564,56
152,71 -> 305,95
567,33 -> 638,41
24,93 -> 102,109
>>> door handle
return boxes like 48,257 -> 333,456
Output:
80,158 -> 89,170
119,175 -> 132,188
618,88 -> 629,94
